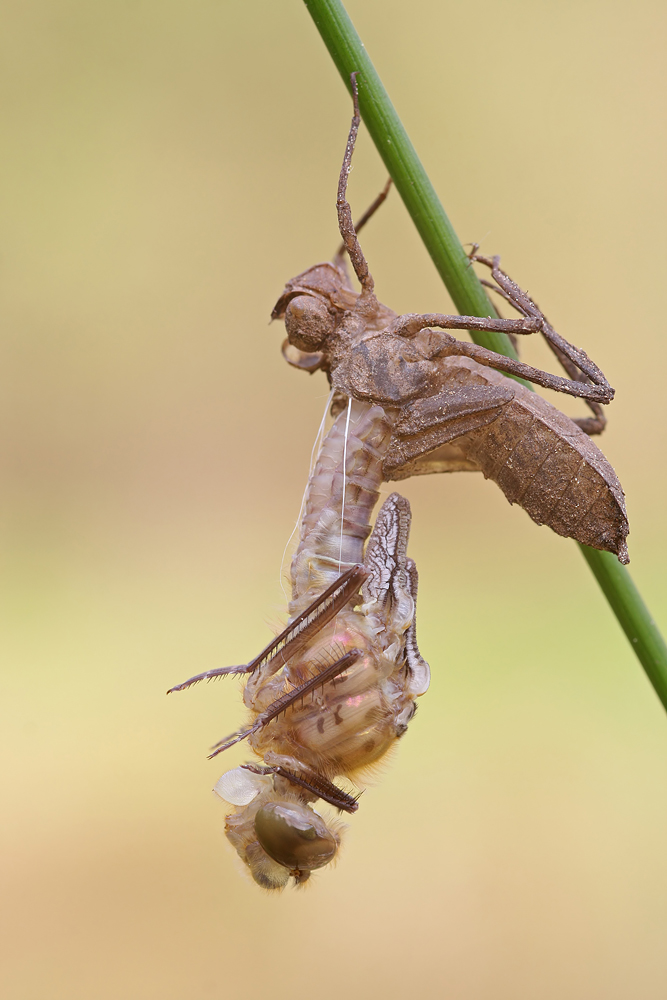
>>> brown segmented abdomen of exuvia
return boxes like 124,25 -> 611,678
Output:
456,368 -> 629,563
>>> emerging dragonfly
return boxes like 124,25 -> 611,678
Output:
169,401 -> 430,888
170,70 -> 626,890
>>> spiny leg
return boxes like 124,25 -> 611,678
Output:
336,72 -> 377,299
479,272 -> 600,416
167,564 -> 366,693
241,764 -> 360,814
388,310 -> 542,340
334,177 -> 392,269
470,251 -> 608,432
476,280 -> 519,355
207,648 -> 362,758
388,316 -> 613,404
541,337 -> 607,435
480,277 -> 524,317
387,247 -> 614,406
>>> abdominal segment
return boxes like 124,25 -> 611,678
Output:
248,625 -> 403,776
281,680 -> 395,772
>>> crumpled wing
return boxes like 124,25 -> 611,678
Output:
363,493 -> 430,695
362,492 -> 411,608
404,559 -> 430,696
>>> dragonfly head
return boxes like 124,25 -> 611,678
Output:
215,767 -> 341,890
254,801 -> 338,879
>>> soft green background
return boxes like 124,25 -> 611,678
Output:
2,2 -> 666,998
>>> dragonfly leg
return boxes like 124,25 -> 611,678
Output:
242,763 -> 361,814
207,649 -> 361,759
167,564 -> 366,695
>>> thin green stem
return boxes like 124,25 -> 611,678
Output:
303,0 -> 518,358
302,0 -> 667,712
580,547 -> 667,707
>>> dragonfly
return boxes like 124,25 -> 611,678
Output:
169,399 -> 430,888
168,71 -> 628,890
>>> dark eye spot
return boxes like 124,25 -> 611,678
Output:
254,803 -> 338,872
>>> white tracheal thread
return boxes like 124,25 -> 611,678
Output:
279,390 -> 334,603
338,396 -> 352,574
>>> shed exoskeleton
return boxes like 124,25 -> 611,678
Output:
274,74 -> 629,564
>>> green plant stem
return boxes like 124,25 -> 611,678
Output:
302,0 -> 516,358
302,0 -> 667,712
581,546 -> 667,706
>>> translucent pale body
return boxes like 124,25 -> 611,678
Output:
216,400 -> 430,889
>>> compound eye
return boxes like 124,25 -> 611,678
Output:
284,295 -> 334,352
254,802 -> 338,872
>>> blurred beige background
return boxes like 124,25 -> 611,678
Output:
2,2 -> 667,998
